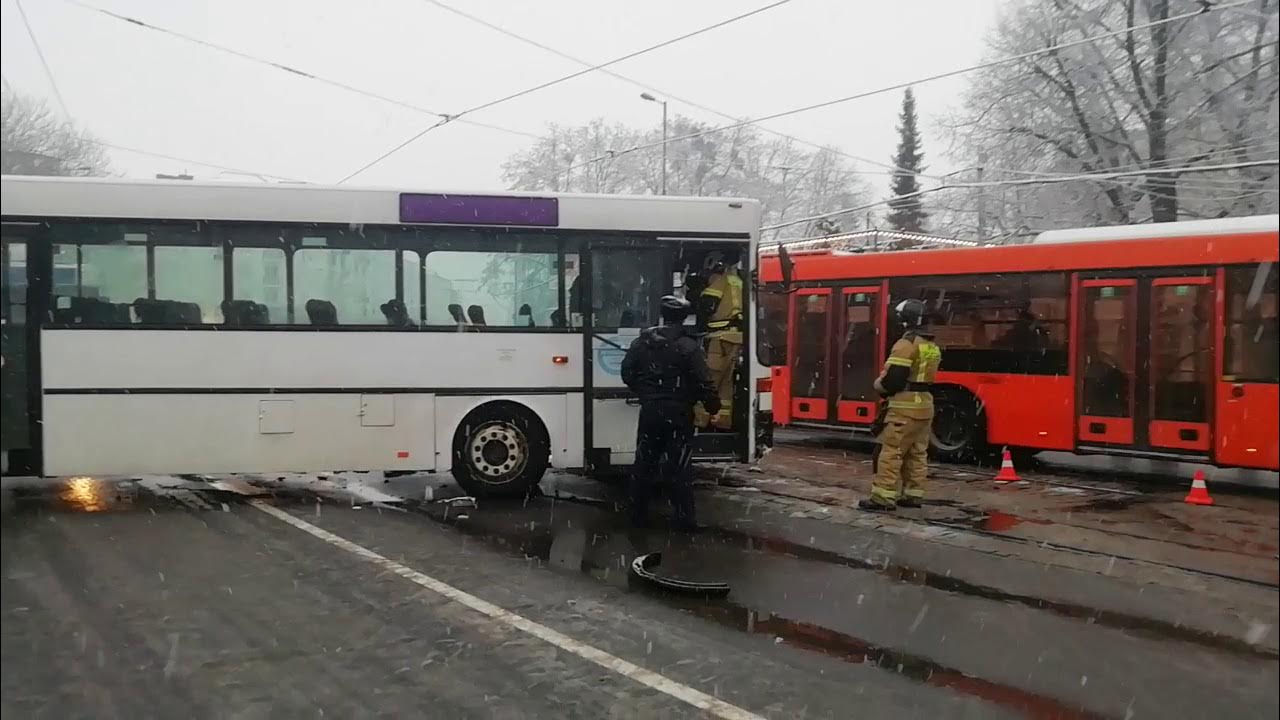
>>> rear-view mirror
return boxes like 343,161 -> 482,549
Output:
778,245 -> 795,291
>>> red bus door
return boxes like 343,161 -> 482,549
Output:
1079,279 -> 1138,446
1077,276 -> 1215,456
789,289 -> 832,421
836,287 -> 883,426
1147,278 -> 1214,453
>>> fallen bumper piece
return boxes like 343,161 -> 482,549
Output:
629,553 -> 731,597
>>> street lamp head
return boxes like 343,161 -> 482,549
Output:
640,92 -> 657,102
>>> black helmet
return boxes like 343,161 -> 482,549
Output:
659,295 -> 692,324
894,298 -> 928,329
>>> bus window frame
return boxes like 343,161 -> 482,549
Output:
34,219 -> 737,334
887,270 -> 1071,376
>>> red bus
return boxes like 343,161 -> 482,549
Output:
757,215 -> 1279,473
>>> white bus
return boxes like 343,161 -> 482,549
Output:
1,176 -> 770,496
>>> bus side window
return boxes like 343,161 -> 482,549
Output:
50,242 -> 146,325
231,247 -> 286,325
891,273 -> 1069,375
423,249 -> 559,328
590,248 -> 664,329
154,245 -> 223,324
1225,263 -> 1280,383
293,247 -> 396,326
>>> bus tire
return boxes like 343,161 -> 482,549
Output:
451,402 -> 549,498
929,389 -> 991,464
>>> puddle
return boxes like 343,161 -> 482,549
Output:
346,490 -> 1275,720
7,476 -> 141,514
938,507 -> 1052,534
671,600 -> 1102,720
416,499 -> 1114,717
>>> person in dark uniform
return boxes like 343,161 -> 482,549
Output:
621,295 -> 719,530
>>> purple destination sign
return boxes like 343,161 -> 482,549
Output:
399,193 -> 559,227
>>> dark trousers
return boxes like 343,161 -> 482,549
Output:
630,401 -> 696,527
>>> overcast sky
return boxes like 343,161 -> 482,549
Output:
2,0 -> 1002,194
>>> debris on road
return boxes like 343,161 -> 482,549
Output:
629,553 -> 731,597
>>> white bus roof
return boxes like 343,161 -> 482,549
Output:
1033,214 -> 1278,244
0,175 -> 760,236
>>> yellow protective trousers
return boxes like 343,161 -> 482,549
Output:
869,409 -> 932,507
695,333 -> 741,429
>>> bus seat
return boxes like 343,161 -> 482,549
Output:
172,302 -> 202,324
50,296 -> 76,323
467,305 -> 487,326
70,296 -> 126,324
249,302 -> 269,325
305,299 -> 338,326
549,309 -> 566,328
619,310 -> 636,327
222,300 -> 255,326
109,302 -> 132,323
380,299 -> 414,327
132,298 -> 168,324
447,304 -> 466,324
518,303 -> 535,328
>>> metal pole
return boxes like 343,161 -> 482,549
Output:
976,152 -> 988,241
660,100 -> 668,195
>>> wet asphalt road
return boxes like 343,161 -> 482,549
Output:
2,469 -> 1277,719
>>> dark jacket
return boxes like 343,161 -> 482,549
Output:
621,325 -> 717,406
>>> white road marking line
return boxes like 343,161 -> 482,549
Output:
251,501 -> 765,720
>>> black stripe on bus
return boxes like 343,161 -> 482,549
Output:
40,324 -> 582,333
43,387 -> 586,396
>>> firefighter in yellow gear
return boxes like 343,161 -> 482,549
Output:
694,250 -> 744,430
860,298 -> 942,512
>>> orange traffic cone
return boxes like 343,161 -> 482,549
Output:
1183,470 -> 1214,506
994,447 -> 1020,484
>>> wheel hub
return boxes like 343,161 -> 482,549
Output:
468,422 -> 528,481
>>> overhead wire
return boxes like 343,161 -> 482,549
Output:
15,0 -> 70,116
559,0 -> 1255,179
978,138 -> 1280,180
60,0 -> 539,140
418,0 -> 941,181
95,141 -> 307,182
337,0 -> 795,183
762,159 -> 1280,232
11,2 -> 306,182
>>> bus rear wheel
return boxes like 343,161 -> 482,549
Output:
451,403 -> 549,498
929,390 -> 991,464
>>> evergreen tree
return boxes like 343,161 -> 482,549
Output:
886,88 -> 928,233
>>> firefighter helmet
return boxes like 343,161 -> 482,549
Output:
894,298 -> 928,329
659,295 -> 693,324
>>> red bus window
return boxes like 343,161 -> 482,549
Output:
889,272 -> 1069,375
1225,264 -> 1279,383
841,293 -> 878,401
1081,285 -> 1134,418
1150,284 -> 1213,423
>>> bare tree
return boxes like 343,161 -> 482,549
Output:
501,115 -> 871,241
2,87 -> 110,177
940,0 -> 1278,239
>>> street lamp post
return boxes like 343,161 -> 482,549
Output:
640,92 -> 668,195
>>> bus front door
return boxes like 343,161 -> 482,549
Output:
1077,276 -> 1215,457
789,288 -> 833,422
